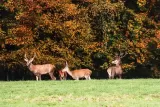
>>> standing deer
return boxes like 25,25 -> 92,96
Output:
61,62 -> 92,80
24,53 -> 56,81
107,52 -> 126,79
58,70 -> 67,80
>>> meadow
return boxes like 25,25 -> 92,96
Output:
0,79 -> 160,107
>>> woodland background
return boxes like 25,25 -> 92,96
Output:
0,0 -> 160,80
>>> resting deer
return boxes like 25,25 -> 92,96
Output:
58,70 -> 67,80
24,53 -> 56,81
107,52 -> 126,79
61,62 -> 92,80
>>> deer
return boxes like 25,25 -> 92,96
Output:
24,53 -> 56,81
61,62 -> 92,80
107,52 -> 127,79
58,70 -> 67,80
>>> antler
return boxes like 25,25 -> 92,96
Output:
119,51 -> 127,58
30,53 -> 36,60
27,53 -> 36,63
33,53 -> 36,59
24,53 -> 28,62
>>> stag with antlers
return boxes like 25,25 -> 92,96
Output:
24,53 -> 56,81
107,52 -> 127,79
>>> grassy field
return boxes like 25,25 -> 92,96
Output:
0,79 -> 160,107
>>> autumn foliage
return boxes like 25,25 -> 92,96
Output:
0,0 -> 160,80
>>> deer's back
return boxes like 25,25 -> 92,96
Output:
32,64 -> 55,74
72,69 -> 92,77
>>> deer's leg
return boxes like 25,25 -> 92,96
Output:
88,76 -> 91,80
49,72 -> 56,80
110,76 -> 112,79
39,75 -> 41,80
119,74 -> 122,79
107,68 -> 112,79
108,75 -> 112,79
36,76 -> 39,81
64,72 -> 67,80
59,72 -> 63,80
85,75 -> 91,80
49,72 -> 53,80
60,76 -> 62,80
84,75 -> 88,80
75,77 -> 79,80
111,71 -> 115,79
112,75 -> 115,79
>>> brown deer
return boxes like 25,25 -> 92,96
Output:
24,53 -> 56,81
58,70 -> 67,80
107,52 -> 126,79
61,62 -> 92,80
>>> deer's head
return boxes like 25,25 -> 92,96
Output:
112,57 -> 121,65
111,51 -> 127,65
24,53 -> 36,66
59,70 -> 66,78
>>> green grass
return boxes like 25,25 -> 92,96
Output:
0,79 -> 160,107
